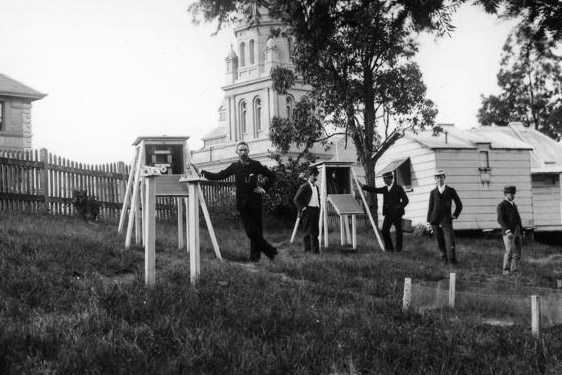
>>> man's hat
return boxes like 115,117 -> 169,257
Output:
504,185 -> 516,194
434,169 -> 446,177
307,165 -> 319,176
381,171 -> 393,179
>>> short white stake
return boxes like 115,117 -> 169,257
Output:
403,278 -> 412,312
531,295 -> 540,337
449,273 -> 456,308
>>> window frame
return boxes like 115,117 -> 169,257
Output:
239,100 -> 248,135
249,39 -> 255,65
253,97 -> 262,133
0,100 -> 4,131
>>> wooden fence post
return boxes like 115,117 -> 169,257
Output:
403,278 -> 412,312
449,273 -> 456,308
531,295 -> 540,337
39,148 -> 50,211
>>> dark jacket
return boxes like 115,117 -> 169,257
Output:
293,181 -> 321,217
363,183 -> 409,217
427,185 -> 463,225
497,199 -> 522,234
202,159 -> 275,211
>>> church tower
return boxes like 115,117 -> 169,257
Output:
191,10 -> 316,170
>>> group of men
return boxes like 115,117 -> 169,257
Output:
196,141 -> 523,275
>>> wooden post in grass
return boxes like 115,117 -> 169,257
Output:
143,172 -> 157,286
449,273 -> 456,308
177,198 -> 185,249
403,278 -> 412,312
187,180 -> 200,284
531,295 -> 540,337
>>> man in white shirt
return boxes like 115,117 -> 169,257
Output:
293,166 -> 321,253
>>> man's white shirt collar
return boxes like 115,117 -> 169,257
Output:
438,184 -> 447,194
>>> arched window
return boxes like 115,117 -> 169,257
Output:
239,101 -> 248,135
286,95 -> 294,118
249,39 -> 255,65
253,97 -> 262,133
239,42 -> 246,67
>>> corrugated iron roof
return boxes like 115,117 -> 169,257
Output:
377,157 -> 409,176
201,126 -> 226,140
0,73 -> 46,100
476,124 -> 562,173
404,126 -> 534,151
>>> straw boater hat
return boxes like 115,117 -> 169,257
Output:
434,169 -> 446,177
381,171 -> 393,179
504,185 -> 516,194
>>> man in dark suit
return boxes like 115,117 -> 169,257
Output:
426,169 -> 463,264
197,141 -> 277,262
362,171 -> 409,252
293,165 -> 321,253
497,185 -> 523,276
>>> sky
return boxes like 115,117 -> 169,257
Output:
0,0 -> 517,164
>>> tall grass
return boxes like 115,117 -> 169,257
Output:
1,212 -> 561,374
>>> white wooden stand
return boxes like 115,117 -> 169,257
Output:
118,137 -> 221,286
313,161 -> 384,251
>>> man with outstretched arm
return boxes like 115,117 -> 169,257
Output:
362,171 -> 409,252
193,141 -> 278,262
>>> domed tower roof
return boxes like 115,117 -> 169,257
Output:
226,44 -> 238,60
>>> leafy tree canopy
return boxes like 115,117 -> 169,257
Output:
477,23 -> 562,140
475,0 -> 562,48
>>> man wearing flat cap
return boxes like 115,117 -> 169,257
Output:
293,165 -> 321,253
426,170 -> 463,264
362,171 -> 409,252
497,185 -> 523,276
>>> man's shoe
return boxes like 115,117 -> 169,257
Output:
266,248 -> 278,261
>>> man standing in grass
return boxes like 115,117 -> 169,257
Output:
195,142 -> 278,262
426,170 -> 463,265
497,185 -> 523,276
293,165 -> 321,254
362,171 -> 409,252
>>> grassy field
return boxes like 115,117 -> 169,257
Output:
1,212 -> 562,374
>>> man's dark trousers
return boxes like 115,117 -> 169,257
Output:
240,205 -> 276,261
382,213 -> 403,252
302,207 -> 320,253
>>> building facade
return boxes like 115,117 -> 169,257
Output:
0,73 -> 46,151
190,11 -> 335,170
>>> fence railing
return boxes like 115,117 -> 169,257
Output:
0,148 -> 129,218
0,149 -> 238,220
0,150 -> 371,229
